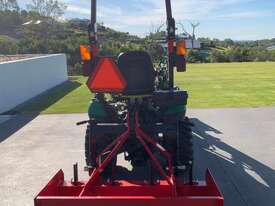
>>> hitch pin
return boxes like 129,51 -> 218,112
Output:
72,163 -> 79,185
76,119 -> 95,126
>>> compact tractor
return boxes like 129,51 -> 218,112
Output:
34,0 -> 224,205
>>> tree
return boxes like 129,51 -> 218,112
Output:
187,49 -> 204,63
0,10 -> 22,36
0,0 -> 19,11
223,38 -> 234,48
209,50 -> 228,63
27,0 -> 67,19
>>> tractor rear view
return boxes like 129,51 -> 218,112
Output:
34,0 -> 224,206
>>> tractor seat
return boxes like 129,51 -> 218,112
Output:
117,51 -> 155,96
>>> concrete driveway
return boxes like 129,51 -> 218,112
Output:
0,108 -> 275,206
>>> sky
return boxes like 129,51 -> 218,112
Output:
18,0 -> 275,40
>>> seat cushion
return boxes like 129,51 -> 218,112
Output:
117,51 -> 155,95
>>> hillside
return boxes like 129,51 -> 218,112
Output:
1,9 -> 275,75
0,9 -> 147,74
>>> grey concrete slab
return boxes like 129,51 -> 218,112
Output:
188,108 -> 275,206
0,108 -> 275,206
0,114 -> 89,206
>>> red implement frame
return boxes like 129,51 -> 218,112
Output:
34,113 -> 224,206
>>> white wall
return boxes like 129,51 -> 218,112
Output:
0,54 -> 68,113
161,39 -> 201,49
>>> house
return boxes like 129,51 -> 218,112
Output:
267,45 -> 275,51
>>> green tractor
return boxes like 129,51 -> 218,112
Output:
81,0 -> 193,180
34,1 -> 223,205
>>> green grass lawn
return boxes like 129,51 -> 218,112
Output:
176,62 -> 275,108
10,62 -> 275,114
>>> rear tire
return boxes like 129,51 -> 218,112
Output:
176,117 -> 194,178
85,124 -> 117,179
85,125 -> 94,167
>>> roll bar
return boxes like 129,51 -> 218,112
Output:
90,0 -> 177,89
165,0 -> 176,89
89,0 -> 97,46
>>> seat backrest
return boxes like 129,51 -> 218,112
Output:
117,51 -> 155,95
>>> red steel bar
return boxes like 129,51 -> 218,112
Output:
34,111 -> 224,206
80,128 -> 130,196
34,169 -> 224,206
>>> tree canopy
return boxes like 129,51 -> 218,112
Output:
27,0 -> 67,19
0,0 -> 19,11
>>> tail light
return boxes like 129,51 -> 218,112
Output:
80,45 -> 92,61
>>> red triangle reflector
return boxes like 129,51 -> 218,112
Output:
87,57 -> 126,93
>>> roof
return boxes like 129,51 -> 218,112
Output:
267,45 -> 275,51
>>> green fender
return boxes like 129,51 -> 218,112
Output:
88,98 -> 108,119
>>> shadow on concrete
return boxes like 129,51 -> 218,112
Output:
191,118 -> 275,206
111,118 -> 275,206
0,79 -> 81,143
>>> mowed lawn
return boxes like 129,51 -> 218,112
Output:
10,62 -> 275,114
176,62 -> 275,108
